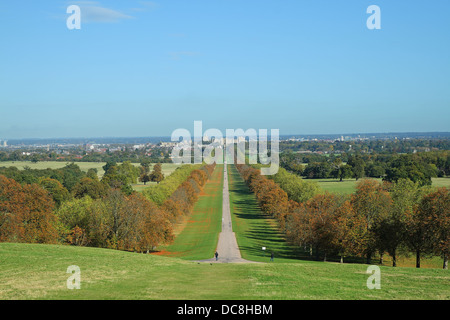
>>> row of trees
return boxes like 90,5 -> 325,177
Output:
143,164 -> 203,205
0,163 -> 216,253
236,164 -> 449,269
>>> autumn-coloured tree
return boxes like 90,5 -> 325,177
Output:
0,175 -> 58,244
0,175 -> 25,242
236,164 -> 290,228
351,179 -> 392,264
416,188 -> 449,269
56,196 -> 94,244
150,163 -> 165,184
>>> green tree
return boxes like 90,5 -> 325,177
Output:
38,177 -> 70,207
72,177 -> 108,200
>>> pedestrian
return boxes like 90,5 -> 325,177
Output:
270,252 -> 274,262
215,251 -> 219,261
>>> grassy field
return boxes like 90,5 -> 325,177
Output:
153,165 -> 224,260
0,242 -> 448,300
316,177 -> 450,195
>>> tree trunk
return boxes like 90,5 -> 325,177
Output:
416,250 -> 421,268
379,253 -> 383,265
443,254 -> 448,270
392,249 -> 397,267
366,252 -> 372,264
323,253 -> 327,262
340,256 -> 344,264
309,244 -> 313,257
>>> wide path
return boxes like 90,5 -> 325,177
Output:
199,162 -> 255,263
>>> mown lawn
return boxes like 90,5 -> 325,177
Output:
0,243 -> 448,300
153,165 -> 224,260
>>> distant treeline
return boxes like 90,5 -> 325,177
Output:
282,150 -> 450,186
281,138 -> 450,154
236,164 -> 449,269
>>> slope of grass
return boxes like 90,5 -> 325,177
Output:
227,164 -> 301,263
1,243 -> 448,300
154,165 -> 224,260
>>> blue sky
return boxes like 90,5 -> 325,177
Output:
0,0 -> 449,138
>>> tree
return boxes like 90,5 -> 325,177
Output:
56,196 -> 94,245
59,163 -> 86,192
101,162 -> 136,194
38,177 -> 70,207
348,155 -> 365,181
150,163 -> 165,184
86,168 -> 99,181
384,154 -> 434,186
337,164 -> 353,182
416,188 -> 449,269
404,187 -> 438,268
381,179 -> 424,266
72,177 -> 108,200
271,168 -> 319,203
20,183 -> 58,243
139,163 -> 151,185
0,175 -> 58,244
102,161 -> 117,175
351,179 -> 392,263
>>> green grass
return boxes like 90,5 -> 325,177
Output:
1,164 -> 449,300
316,177 -> 450,195
154,165 -> 224,260
1,243 -> 448,300
228,164 -> 301,263
0,161 -> 108,174
316,178 -> 381,194
432,177 -> 450,188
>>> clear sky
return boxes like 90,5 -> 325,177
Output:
0,0 -> 449,139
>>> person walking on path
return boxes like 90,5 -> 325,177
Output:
270,252 -> 274,262
215,251 -> 219,261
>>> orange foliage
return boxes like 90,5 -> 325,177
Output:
0,175 -> 57,244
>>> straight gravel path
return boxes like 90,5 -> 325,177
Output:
198,162 -> 257,264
